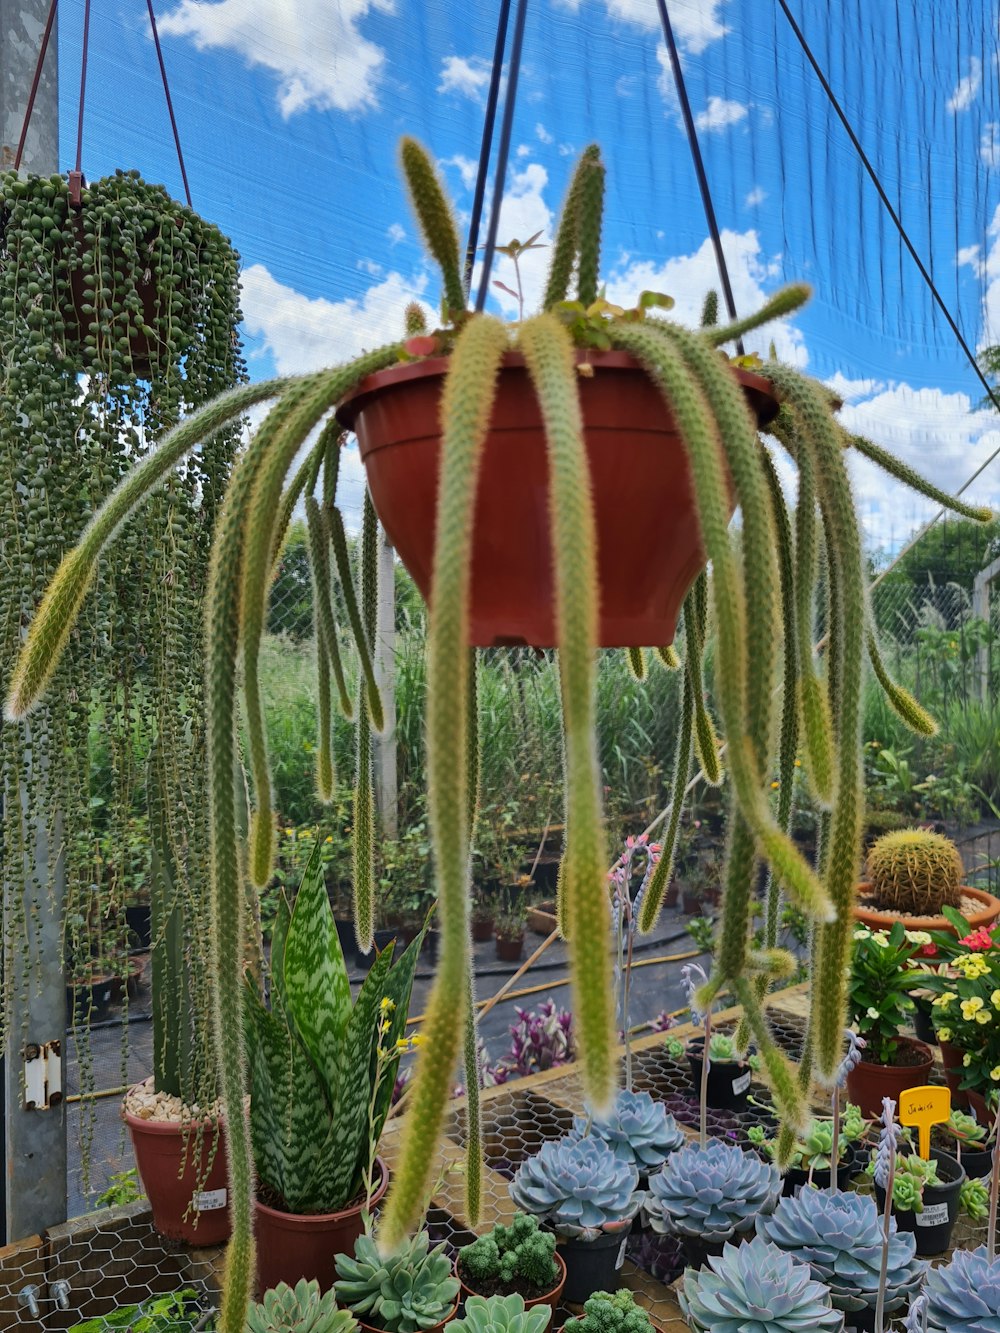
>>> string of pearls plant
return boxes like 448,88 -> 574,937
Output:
5,142 -> 990,1331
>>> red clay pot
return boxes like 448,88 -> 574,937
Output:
845,1037 -> 934,1118
457,1250 -> 566,1333
123,1102 -> 231,1245
255,1157 -> 388,1295
472,917 -> 496,943
495,933 -> 525,963
939,1039 -> 971,1111
337,353 -> 778,649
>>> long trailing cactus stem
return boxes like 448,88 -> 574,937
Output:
379,315 -> 509,1249
305,493 -> 353,719
463,648 -> 483,1225
762,362 -> 868,1082
575,150 -> 605,308
687,572 -> 722,786
625,646 -> 647,680
703,283 -> 811,351
353,490 -> 380,953
399,137 -> 467,320
269,421 -> 336,572
844,430 -> 995,522
543,144 -> 601,310
329,504 -> 384,732
866,629 -> 938,736
315,631 -> 335,802
519,311 -> 613,1113
4,375 -> 299,721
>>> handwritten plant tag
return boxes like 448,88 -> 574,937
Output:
899,1085 -> 951,1160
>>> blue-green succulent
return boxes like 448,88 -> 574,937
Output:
561,1288 -> 655,1333
334,1231 -> 460,1333
925,1245 -> 1000,1331
757,1187 -> 925,1321
570,1090 -> 685,1173
646,1140 -> 780,1242
510,1135 -> 640,1238
679,1235 -> 843,1333
449,1295 -> 552,1333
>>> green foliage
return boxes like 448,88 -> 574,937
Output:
244,847 -> 421,1213
562,1289 -> 655,1333
247,1279 -> 356,1333
66,1289 -> 203,1333
849,921 -> 923,1062
92,1168 -> 143,1210
867,827 -> 965,915
457,1213 -> 559,1292
334,1231 -> 460,1333
450,1295 -> 551,1333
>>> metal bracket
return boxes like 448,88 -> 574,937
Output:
22,1040 -> 62,1110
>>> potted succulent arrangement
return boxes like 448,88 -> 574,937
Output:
922,1246 -> 1000,1330
509,1134 -> 640,1302
449,1295 -> 552,1333
757,1188 -> 926,1330
561,1290 -> 656,1333
245,847 -> 423,1294
869,1145 -> 978,1257
665,1031 -> 758,1112
856,828 -> 1000,936
334,1230 -> 460,1333
454,1213 -> 565,1332
679,1235 -> 842,1333
247,1279 -> 357,1333
748,1102 -> 868,1194
934,1107 -> 996,1179
10,132 -> 991,1333
846,922 -> 933,1116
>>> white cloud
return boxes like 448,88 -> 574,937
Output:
971,204 -> 1000,346
981,122 -> 1000,169
825,372 -> 885,404
745,186 -> 767,208
438,54 -> 490,99
443,155 -> 477,191
387,222 -> 406,244
694,95 -> 748,133
535,122 -> 554,144
947,56 -> 982,113
555,0 -> 728,54
604,229 -> 808,367
958,243 -> 982,273
159,0 -> 393,117
240,263 -> 433,374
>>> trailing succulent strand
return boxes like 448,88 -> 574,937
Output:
687,573 -> 722,787
353,491 -> 380,953
866,629 -> 938,736
542,145 -> 601,310
463,648 -> 484,1226
399,138 -> 466,320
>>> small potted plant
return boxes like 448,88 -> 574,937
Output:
496,879 -> 531,963
665,1031 -> 757,1111
471,884 -> 497,943
748,1103 -> 867,1194
644,1138 -> 781,1268
455,1215 -> 565,1332
922,1246 -> 1000,1330
920,930 -> 1000,1118
449,1295 -> 551,1333
509,1134 -> 640,1303
247,1279 -> 358,1333
334,1230 -> 460,1332
856,827 -> 1000,935
935,1107 -> 996,1179
846,922 -> 933,1116
561,1289 -> 655,1333
757,1188 -> 926,1330
869,1144 -> 973,1256
679,1235 -> 842,1332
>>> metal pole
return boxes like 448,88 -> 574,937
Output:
1,0 -> 65,1247
373,530 -> 398,838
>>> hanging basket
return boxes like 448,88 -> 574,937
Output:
337,351 -> 778,649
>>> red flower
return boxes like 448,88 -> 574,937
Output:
918,942 -> 939,958
959,927 -> 994,952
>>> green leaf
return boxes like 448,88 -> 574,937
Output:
370,928 -> 425,1135
942,905 -> 972,935
282,843 -> 352,1103
269,890 -> 292,1010
639,289 -> 675,311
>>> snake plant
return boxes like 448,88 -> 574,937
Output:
5,138 -> 989,1333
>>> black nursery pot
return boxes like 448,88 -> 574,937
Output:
679,1231 -> 734,1271
874,1148 -> 965,1256
355,927 -> 398,969
557,1229 -> 627,1303
911,992 -> 937,1046
957,1143 -> 994,1180
686,1038 -> 753,1111
782,1142 -> 860,1196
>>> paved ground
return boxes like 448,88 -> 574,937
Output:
65,893 -> 710,1218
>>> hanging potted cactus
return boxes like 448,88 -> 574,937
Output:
856,828 -> 1000,936
7,135 -> 993,1333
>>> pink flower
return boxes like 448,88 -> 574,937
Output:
918,942 -> 939,958
960,928 -> 994,952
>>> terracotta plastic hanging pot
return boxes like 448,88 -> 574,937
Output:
337,352 -> 778,649
845,1037 -> 934,1118
123,1101 -> 231,1245
255,1157 -> 389,1296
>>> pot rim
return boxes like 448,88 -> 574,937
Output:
254,1155 -> 388,1224
355,1297 -> 459,1333
853,882 -> 1000,934
853,1034 -> 934,1071
336,352 -> 779,432
456,1248 -> 567,1305
122,1082 -> 223,1133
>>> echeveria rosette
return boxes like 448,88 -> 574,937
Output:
569,1090 -> 685,1173
757,1188 -> 925,1319
645,1140 -> 780,1242
679,1236 -> 842,1333
510,1135 -> 640,1239
924,1247 -> 1000,1331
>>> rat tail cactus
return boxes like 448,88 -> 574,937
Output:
679,1235 -> 843,1332
5,137 -> 989,1332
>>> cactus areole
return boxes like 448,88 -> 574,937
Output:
336,353 -> 777,649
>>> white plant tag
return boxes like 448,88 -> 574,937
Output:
732,1071 -> 752,1095
195,1188 -> 227,1211
616,1236 -> 628,1269
915,1202 -> 948,1228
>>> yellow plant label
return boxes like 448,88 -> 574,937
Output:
898,1084 -> 951,1160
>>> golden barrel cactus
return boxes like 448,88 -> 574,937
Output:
867,828 -> 964,916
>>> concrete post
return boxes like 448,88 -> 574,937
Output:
1,0 -> 65,1247
373,531 -> 398,838
972,556 -> 1000,702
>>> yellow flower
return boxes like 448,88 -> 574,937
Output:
794,759 -> 801,767
410,1033 -> 425,1047
964,1053 -> 973,1067
871,931 -> 890,948
961,997 -> 985,1020
395,1037 -> 411,1052
937,1028 -> 952,1042
770,781 -> 780,790
991,989 -> 1000,1009
977,1011 -> 993,1024
325,836 -> 333,844
284,827 -> 294,836
992,1066 -> 1000,1082
904,930 -> 932,946
380,997 -> 396,1014
933,991 -> 957,1007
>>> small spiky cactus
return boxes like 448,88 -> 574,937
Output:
868,828 -> 965,915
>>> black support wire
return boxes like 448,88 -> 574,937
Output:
655,0 -> 745,355
463,0 -> 513,297
776,0 -> 1000,414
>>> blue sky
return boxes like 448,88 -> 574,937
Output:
57,0 -> 1000,547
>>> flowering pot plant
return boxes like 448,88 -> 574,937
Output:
846,922 -> 933,1115
921,938 -> 1000,1104
7,134 -> 990,1333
